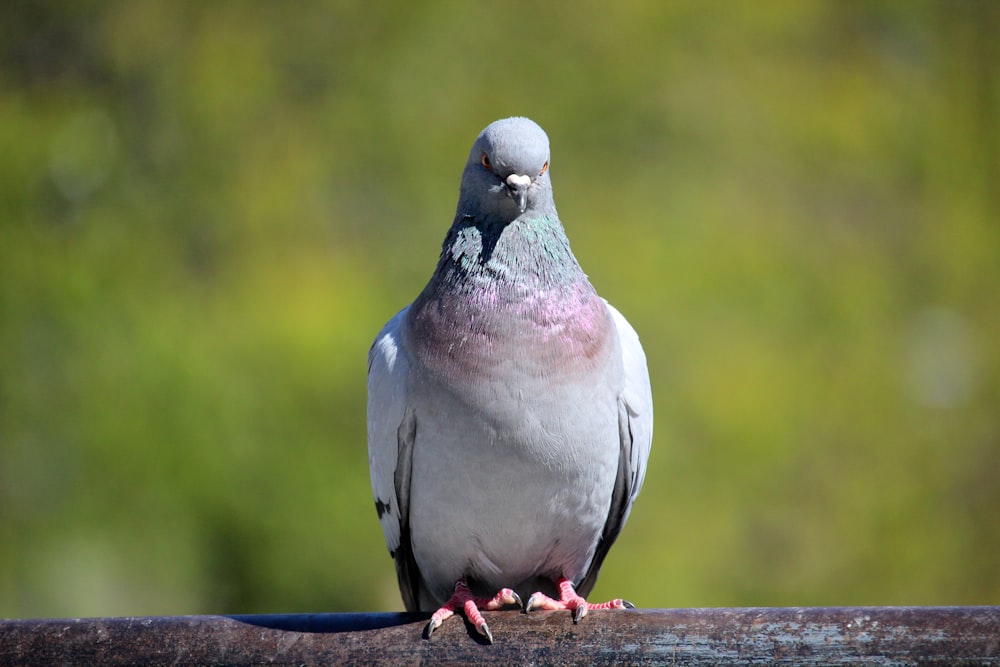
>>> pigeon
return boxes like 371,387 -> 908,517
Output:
367,117 -> 653,643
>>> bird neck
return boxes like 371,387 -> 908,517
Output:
407,213 -> 611,382
431,213 -> 588,296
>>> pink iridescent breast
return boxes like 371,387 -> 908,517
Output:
407,279 -> 613,385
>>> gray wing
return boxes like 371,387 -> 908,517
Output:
576,301 -> 654,597
367,306 -> 423,611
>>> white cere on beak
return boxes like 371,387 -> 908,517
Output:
506,174 -> 531,189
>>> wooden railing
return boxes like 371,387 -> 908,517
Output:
2,606 -> 998,665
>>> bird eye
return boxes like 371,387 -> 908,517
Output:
539,161 -> 549,176
480,152 -> 492,170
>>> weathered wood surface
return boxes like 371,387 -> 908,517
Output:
2,607 -> 998,666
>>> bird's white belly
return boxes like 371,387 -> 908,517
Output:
407,371 -> 620,603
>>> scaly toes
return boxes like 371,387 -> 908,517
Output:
524,591 -> 563,613
586,597 -> 633,611
483,587 -> 522,611
426,580 -> 523,643
461,596 -> 493,643
524,577 -> 636,622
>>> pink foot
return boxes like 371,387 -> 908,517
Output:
425,579 -> 522,643
524,576 -> 634,623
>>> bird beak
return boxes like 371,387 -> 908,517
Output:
505,174 -> 531,213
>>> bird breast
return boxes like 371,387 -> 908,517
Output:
406,280 -> 615,391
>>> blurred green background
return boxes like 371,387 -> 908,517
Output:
1,1 -> 998,619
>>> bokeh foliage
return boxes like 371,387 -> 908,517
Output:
1,1 -> 997,617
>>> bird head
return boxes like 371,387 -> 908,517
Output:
459,117 -> 553,220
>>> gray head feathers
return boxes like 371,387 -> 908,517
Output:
458,117 -> 556,221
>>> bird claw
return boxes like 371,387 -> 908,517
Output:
424,616 -> 442,640
523,592 -> 550,614
477,620 -> 494,644
622,599 -> 636,609
572,604 -> 588,624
